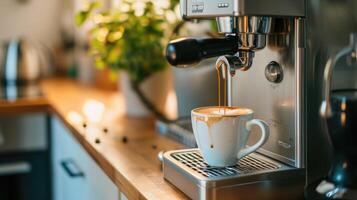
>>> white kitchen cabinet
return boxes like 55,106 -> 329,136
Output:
120,192 -> 129,200
52,117 -> 119,200
85,149 -> 118,200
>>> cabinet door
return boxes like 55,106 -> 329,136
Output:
52,117 -> 118,200
120,192 -> 129,200
52,117 -> 65,200
86,155 -> 118,200
60,159 -> 88,200
52,117 -> 87,200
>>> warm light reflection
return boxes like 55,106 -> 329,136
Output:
280,101 -> 293,107
165,90 -> 178,120
341,112 -> 346,127
83,99 -> 106,123
341,102 -> 347,111
340,98 -> 347,127
342,162 -> 348,169
67,111 -> 84,125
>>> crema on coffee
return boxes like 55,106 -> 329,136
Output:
192,106 -> 253,149
192,106 -> 252,117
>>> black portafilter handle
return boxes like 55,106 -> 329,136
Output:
165,36 -> 238,67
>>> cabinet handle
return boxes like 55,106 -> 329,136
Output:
0,162 -> 31,176
60,159 -> 84,178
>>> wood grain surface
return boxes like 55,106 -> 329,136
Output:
0,78 -> 188,200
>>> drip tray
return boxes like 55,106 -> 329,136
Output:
171,150 -> 280,178
163,149 -> 304,200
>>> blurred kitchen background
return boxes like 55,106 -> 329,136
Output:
0,0 -> 219,115
0,1 -> 219,199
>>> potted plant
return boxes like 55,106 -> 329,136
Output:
75,0 -> 181,121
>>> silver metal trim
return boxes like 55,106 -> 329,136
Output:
180,0 -> 187,19
295,17 -> 306,168
216,17 -> 235,33
257,148 -> 296,166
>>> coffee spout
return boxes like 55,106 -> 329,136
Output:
215,52 -> 255,77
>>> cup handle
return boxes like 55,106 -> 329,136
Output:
237,119 -> 270,159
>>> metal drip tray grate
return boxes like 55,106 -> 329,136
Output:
171,151 -> 281,178
163,149 -> 302,200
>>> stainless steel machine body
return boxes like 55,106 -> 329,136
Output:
163,0 -> 307,199
164,0 -> 357,199
180,0 -> 304,18
233,17 -> 305,168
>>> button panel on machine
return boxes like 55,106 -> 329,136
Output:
186,0 -> 234,18
218,3 -> 229,8
192,1 -> 204,13
192,1 -> 230,13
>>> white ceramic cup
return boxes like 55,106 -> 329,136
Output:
191,106 -> 270,167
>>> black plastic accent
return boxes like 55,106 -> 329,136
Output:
61,160 -> 84,178
166,36 -> 238,67
306,89 -> 357,199
0,151 -> 51,200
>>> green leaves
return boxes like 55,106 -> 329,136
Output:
75,0 -> 179,84
75,11 -> 89,26
75,1 -> 101,26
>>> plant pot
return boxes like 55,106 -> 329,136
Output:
119,69 -> 172,117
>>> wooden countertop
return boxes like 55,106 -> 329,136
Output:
0,95 -> 49,115
0,78 -> 188,200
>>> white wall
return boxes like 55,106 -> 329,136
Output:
0,0 -> 63,47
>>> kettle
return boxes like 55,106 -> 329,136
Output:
0,39 -> 49,85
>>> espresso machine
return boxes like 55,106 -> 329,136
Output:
162,0 -> 306,199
